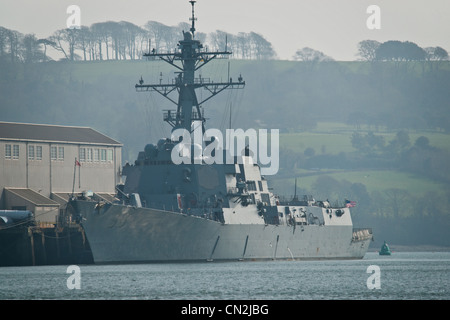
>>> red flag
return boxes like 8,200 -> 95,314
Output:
345,200 -> 356,208
75,159 -> 81,166
177,194 -> 183,210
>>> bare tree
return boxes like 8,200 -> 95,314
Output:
37,38 -> 55,62
208,30 -> 232,53
234,32 -> 247,59
74,26 -> 91,61
91,22 -> 111,60
177,22 -> 190,34
144,21 -> 167,53
106,21 -> 123,60
119,21 -> 145,59
425,46 -> 449,62
22,34 -> 42,63
433,46 -> 449,61
293,47 -> 333,62
357,40 -> 380,61
248,32 -> 275,60
164,25 -> 182,52
49,29 -> 78,61
424,46 -> 449,71
5,29 -> 23,63
0,26 -> 9,60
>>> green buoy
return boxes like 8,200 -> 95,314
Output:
379,241 -> 391,255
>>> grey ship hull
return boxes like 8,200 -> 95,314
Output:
75,200 -> 371,263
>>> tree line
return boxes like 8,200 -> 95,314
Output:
356,39 -> 448,63
306,174 -> 450,247
350,131 -> 450,184
291,40 -> 449,65
0,21 -> 276,63
277,130 -> 450,186
273,129 -> 450,247
2,20 -> 449,64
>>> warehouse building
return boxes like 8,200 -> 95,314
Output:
0,121 -> 122,225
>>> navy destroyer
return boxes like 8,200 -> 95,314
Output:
69,1 -> 372,263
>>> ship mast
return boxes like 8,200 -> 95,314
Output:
189,0 -> 196,36
135,0 -> 245,135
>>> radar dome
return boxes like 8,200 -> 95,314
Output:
184,31 -> 193,41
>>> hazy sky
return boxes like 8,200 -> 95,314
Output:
1,0 -> 449,61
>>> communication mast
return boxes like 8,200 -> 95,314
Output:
135,0 -> 245,134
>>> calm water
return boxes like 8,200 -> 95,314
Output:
0,252 -> 449,300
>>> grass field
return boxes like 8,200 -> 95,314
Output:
281,132 -> 354,154
270,169 -> 448,196
322,170 -> 446,195
33,61 -> 450,200
273,122 -> 450,197
280,122 -> 450,155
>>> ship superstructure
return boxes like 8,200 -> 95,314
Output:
69,1 -> 372,263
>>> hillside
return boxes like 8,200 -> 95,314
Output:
2,59 -> 449,156
1,59 -> 450,248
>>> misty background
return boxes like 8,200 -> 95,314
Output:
1,0 -> 450,249
1,0 -> 449,61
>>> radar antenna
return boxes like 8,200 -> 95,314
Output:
189,1 -> 197,36
135,1 -> 245,135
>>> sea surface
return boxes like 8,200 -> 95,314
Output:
0,252 -> 449,300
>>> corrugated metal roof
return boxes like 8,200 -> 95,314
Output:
0,122 -> 121,145
95,193 -> 117,203
51,193 -> 72,206
5,188 -> 59,206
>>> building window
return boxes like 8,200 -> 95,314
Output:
36,146 -> 42,160
94,149 -> 99,162
58,147 -> 64,160
101,149 -> 107,162
12,145 -> 19,159
247,180 -> 257,191
87,148 -> 93,162
51,146 -> 57,160
107,149 -> 113,162
28,145 -> 35,160
258,181 -> 263,191
5,144 -> 11,159
79,148 -> 86,162
261,193 -> 270,205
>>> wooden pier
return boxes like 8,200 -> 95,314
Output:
0,223 -> 93,267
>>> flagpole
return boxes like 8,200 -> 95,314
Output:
78,159 -> 81,188
72,158 -> 77,198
